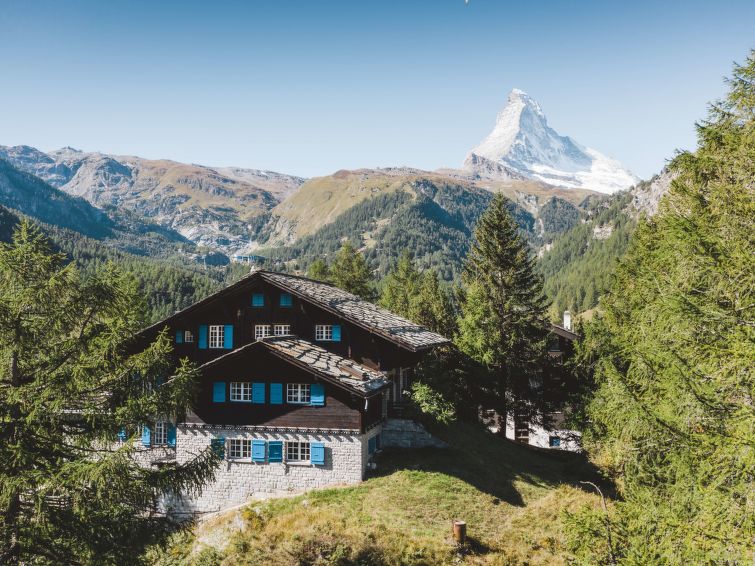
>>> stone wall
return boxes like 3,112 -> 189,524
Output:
169,425 -> 376,515
380,418 -> 446,449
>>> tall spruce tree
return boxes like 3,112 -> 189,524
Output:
568,52 -> 755,563
306,258 -> 330,282
0,221 -> 218,565
329,241 -> 374,300
456,192 -> 550,429
379,250 -> 421,317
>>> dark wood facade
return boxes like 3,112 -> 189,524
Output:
139,277 -> 424,373
187,343 -> 384,432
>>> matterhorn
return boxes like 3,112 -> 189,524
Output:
464,88 -> 639,193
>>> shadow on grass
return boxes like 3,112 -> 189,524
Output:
370,421 -> 610,507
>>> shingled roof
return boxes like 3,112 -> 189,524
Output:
198,335 -> 389,397
259,271 -> 449,351
139,269 -> 449,352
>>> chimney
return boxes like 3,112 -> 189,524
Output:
563,311 -> 572,331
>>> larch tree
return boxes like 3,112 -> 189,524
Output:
567,52 -> 755,563
0,221 -> 218,565
306,258 -> 330,282
456,192 -> 550,430
329,241 -> 374,300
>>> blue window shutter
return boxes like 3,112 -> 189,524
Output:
224,324 -> 234,349
252,382 -> 266,404
270,383 -> 283,405
310,383 -> 325,406
175,330 -> 183,344
213,381 -> 226,403
198,325 -> 208,349
311,442 -> 325,465
167,424 -> 177,447
252,440 -> 266,462
210,437 -> 225,459
141,425 -> 151,447
368,436 -> 376,454
268,441 -> 283,462
118,427 -> 127,442
332,325 -> 341,342
252,293 -> 264,307
280,293 -> 293,307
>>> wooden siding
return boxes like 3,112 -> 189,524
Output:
190,345 -> 364,431
140,278 -> 424,372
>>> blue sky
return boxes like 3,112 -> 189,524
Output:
1,1 -> 752,179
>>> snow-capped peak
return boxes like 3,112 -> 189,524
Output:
464,88 -> 639,193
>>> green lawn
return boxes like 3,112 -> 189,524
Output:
148,423 -> 605,565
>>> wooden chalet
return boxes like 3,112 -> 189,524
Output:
131,270 -> 449,514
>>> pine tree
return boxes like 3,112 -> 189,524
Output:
379,250 -> 421,317
306,258 -> 330,282
329,241 -> 374,300
568,52 -> 755,563
456,192 -> 550,428
0,221 -> 218,564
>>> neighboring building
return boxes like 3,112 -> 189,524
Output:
130,270 -> 449,514
503,313 -> 582,451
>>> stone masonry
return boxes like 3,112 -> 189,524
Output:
166,424 -> 384,515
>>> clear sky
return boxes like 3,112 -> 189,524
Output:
1,1 -> 752,179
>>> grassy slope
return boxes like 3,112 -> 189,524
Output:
150,424 -> 604,565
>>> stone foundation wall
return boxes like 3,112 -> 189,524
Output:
169,425 -> 375,515
380,418 -> 447,449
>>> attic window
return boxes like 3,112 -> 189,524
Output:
184,331 -> 194,343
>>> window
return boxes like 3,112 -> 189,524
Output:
228,438 -> 251,459
286,441 -> 310,462
184,330 -> 194,343
153,421 -> 169,445
549,436 -> 562,448
255,325 -> 272,340
209,325 -> 225,349
287,383 -> 311,404
252,293 -> 265,307
230,382 -> 252,402
279,293 -> 293,307
315,325 -> 332,341
274,324 -> 291,336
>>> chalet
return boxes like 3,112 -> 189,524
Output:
130,270 -> 449,514
504,312 -> 582,451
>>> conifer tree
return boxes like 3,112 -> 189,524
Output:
329,241 -> 374,299
568,52 -> 755,563
379,250 -> 421,317
306,258 -> 330,282
456,192 -> 550,428
0,221 -> 218,565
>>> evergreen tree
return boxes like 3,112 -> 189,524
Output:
379,250 -> 421,317
0,221 -> 218,564
568,52 -> 755,563
329,241 -> 374,300
306,258 -> 330,282
456,192 -> 550,428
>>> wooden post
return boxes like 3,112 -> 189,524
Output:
452,520 -> 466,545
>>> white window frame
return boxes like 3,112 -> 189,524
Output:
184,330 -> 194,343
286,441 -> 310,462
315,324 -> 333,341
153,421 -> 169,446
228,438 -> 251,460
286,383 -> 311,404
209,325 -> 225,349
230,382 -> 252,402
274,324 -> 291,336
255,324 -> 272,340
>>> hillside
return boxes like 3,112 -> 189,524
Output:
0,145 -> 306,251
149,423 -> 604,565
